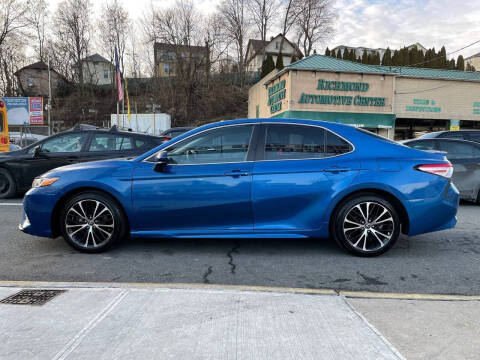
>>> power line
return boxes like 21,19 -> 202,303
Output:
406,39 -> 480,67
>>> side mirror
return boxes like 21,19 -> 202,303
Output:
153,151 -> 168,172
32,146 -> 41,158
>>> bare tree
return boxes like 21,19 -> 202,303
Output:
0,0 -> 28,48
246,0 -> 279,61
97,0 -> 129,75
26,0 -> 48,62
0,34 -> 27,96
218,0 -> 251,73
292,0 -> 336,57
277,0 -> 300,59
53,0 -> 91,87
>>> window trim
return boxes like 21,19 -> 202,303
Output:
255,122 -> 355,162
145,123 -> 257,166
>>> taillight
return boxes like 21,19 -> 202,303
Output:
165,136 -> 171,141
416,163 -> 453,178
0,137 -> 7,144
0,101 -> 4,108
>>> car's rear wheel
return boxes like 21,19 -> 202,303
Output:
333,194 -> 400,257
59,192 -> 126,253
0,168 -> 16,199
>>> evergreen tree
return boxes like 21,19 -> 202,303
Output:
391,49 -> 399,66
276,53 -> 284,70
439,46 -> 447,69
373,52 -> 381,65
290,55 -> 298,64
456,55 -> 465,71
343,48 -> 349,60
361,50 -> 368,63
261,54 -> 276,77
325,47 -> 331,56
448,58 -> 456,70
366,53 -> 373,65
382,48 -> 392,66
349,49 -> 357,61
336,50 -> 342,59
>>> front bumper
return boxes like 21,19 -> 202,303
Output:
19,188 -> 59,238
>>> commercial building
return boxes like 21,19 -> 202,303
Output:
249,55 -> 480,139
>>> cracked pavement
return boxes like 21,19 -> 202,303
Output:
1,201 -> 480,295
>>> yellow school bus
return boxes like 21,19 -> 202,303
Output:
0,99 -> 9,152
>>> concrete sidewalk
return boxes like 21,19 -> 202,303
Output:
0,284 -> 402,360
1,283 -> 479,360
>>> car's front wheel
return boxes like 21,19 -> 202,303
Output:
333,194 -> 400,257
59,192 -> 126,253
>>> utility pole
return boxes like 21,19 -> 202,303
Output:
47,57 -> 52,135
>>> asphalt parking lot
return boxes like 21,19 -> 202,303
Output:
1,199 -> 479,295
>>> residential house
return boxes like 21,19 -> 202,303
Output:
14,61 -> 67,97
466,52 -> 480,71
154,43 -> 209,77
245,34 -> 303,74
76,54 -> 114,86
332,45 -> 387,60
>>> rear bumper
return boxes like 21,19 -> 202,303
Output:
407,182 -> 459,236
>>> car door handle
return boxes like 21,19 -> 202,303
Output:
323,166 -> 351,173
224,170 -> 249,177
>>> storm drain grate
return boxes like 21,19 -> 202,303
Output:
0,289 -> 66,306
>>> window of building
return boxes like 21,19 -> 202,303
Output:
104,69 -> 109,79
166,125 -> 254,165
275,42 -> 280,49
164,64 -> 169,73
27,77 -> 34,87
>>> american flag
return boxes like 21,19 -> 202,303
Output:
115,49 -> 123,102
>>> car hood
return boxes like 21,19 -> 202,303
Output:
43,158 -> 137,177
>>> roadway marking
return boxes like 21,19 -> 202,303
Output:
0,203 -> 22,206
0,280 -> 479,301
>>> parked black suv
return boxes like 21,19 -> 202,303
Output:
418,130 -> 480,143
0,125 -> 164,198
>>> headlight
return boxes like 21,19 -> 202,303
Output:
32,177 -> 59,188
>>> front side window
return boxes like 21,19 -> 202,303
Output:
166,125 -> 253,165
89,133 -> 133,152
264,124 -> 326,160
36,133 -> 88,153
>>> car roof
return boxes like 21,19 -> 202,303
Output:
406,138 -> 480,146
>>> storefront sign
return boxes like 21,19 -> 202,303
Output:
297,78 -> 386,108
450,119 -> 460,131
474,102 -> 480,115
317,79 -> 369,92
268,79 -> 286,114
406,99 -> 441,113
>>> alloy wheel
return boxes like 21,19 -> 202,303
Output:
343,201 -> 394,252
65,199 -> 115,249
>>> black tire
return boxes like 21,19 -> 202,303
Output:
59,192 -> 126,253
0,168 -> 17,199
332,194 -> 400,257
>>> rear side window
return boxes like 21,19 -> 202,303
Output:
89,133 -> 133,152
326,131 -> 352,155
265,124 -> 325,160
438,141 -> 477,159
264,124 -> 352,160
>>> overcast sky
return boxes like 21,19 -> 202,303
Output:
47,0 -> 480,59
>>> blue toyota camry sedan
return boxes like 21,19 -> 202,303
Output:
20,119 -> 459,256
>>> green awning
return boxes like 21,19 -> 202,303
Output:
272,110 -> 396,129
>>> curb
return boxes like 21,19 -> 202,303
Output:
1,280 -> 479,301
